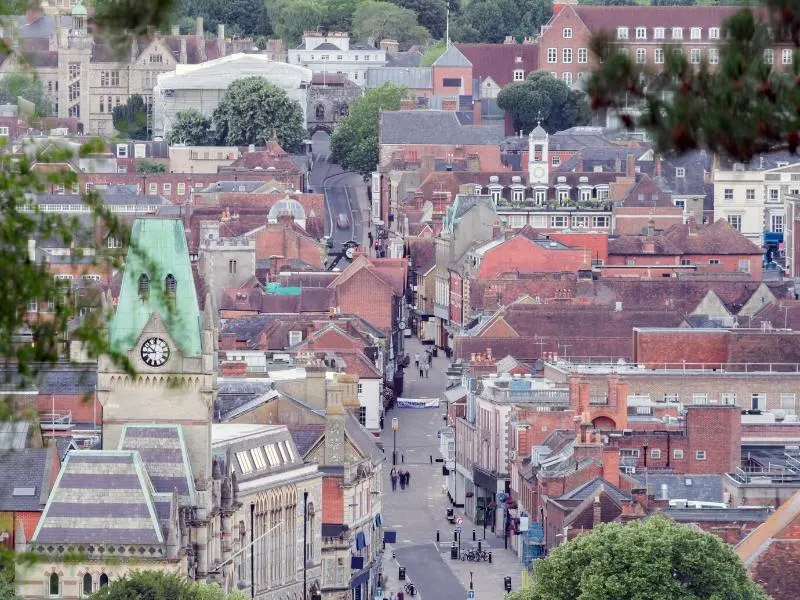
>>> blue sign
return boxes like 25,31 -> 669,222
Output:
455,526 -> 462,534
467,591 -> 476,599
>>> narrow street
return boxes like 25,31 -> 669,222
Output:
379,337 -> 523,600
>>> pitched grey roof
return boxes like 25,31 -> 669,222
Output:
39,367 -> 97,395
557,476 -> 631,502
663,507 -> 771,522
634,473 -> 723,503
313,42 -> 340,50
433,45 -> 472,67
385,51 -> 422,67
344,412 -> 383,464
380,110 -> 504,146
287,424 -> 325,457
118,424 -> 195,506
33,450 -> 165,546
212,423 -> 305,482
366,67 -> 432,90
0,447 -> 54,511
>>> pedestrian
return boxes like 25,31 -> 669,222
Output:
423,362 -> 430,378
419,365 -> 424,378
427,352 -> 432,365
414,353 -> 420,368
390,468 -> 398,492
399,470 -> 406,490
406,470 -> 411,487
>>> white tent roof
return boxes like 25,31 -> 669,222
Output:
155,53 -> 312,91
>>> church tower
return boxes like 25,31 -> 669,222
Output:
528,123 -> 549,185
97,219 -> 218,483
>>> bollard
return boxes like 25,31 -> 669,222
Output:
478,541 -> 482,552
436,529 -> 440,542
454,530 -> 458,542
430,455 -> 433,464
488,551 -> 492,564
472,529 -> 476,541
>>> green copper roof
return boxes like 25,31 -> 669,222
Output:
109,219 -> 202,357
266,283 -> 302,296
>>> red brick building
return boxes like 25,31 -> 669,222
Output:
606,220 -> 764,280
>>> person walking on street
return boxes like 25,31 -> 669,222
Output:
414,353 -> 420,368
419,364 -> 424,378
427,352 -> 432,365
423,362 -> 430,378
406,470 -> 411,487
399,469 -> 406,490
390,468 -> 398,492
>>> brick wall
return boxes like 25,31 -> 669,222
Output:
322,475 -> 344,525
334,269 -> 396,331
37,393 -> 101,424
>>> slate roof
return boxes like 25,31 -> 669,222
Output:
118,424 -> 195,506
33,450 -> 165,546
633,473 -> 723,502
216,380 -> 277,419
344,412 -> 383,464
664,507 -> 771,523
456,43 -> 537,88
385,51 -> 422,67
0,447 -> 54,511
379,111 -> 504,146
608,220 -> 762,256
313,42 -> 340,50
557,476 -> 631,502
433,45 -> 472,67
212,423 -> 304,481
573,6 -> 741,40
39,366 -> 97,395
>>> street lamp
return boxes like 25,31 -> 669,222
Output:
392,417 -> 399,466
303,490 -> 308,600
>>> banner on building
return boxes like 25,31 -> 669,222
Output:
397,398 -> 440,408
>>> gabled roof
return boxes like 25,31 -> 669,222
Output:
456,43 -> 537,87
287,423 -> 325,457
109,219 -> 202,356
33,450 -> 165,545
118,424 -> 195,506
562,483 -> 627,529
632,473 -> 722,503
558,476 -> 631,502
432,45 -> 472,67
379,111 -> 504,146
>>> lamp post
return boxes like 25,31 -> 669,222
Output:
303,490 -> 308,600
392,417 -> 399,466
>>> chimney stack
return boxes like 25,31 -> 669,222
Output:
180,37 -> 188,63
217,24 -> 226,57
196,17 -> 206,62
626,154 -> 636,177
592,494 -> 602,528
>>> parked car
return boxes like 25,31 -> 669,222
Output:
337,213 -> 350,229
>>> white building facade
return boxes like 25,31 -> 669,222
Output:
288,32 -> 385,86
153,53 -> 312,139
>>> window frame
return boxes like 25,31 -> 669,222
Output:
546,48 -> 557,64
617,27 -> 629,40
695,450 -> 707,461
563,27 -> 573,39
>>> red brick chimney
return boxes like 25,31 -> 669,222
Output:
592,494 -> 602,527
626,154 -> 636,177
602,447 -> 620,488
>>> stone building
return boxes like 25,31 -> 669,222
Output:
3,5 -> 251,136
306,74 -> 362,136
16,218 -> 323,599
288,32 -> 386,86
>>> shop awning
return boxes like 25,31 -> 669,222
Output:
355,531 -> 367,550
375,513 -> 383,527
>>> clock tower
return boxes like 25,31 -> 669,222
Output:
528,123 -> 549,185
97,219 -> 218,483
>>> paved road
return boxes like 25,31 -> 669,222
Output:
308,132 -> 367,256
379,338 -> 523,600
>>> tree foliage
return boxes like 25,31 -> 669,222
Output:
112,94 -> 149,140
136,159 -> 167,173
452,0 -> 550,43
587,3 -> 800,162
330,83 -> 406,177
0,73 -> 51,117
420,41 -> 446,67
390,0 -> 446,39
352,2 -> 430,49
265,0 -> 325,46
497,71 -> 589,134
176,0 -> 272,37
212,77 -> 306,151
507,516 -> 768,600
166,109 -> 214,145
90,570 -> 247,600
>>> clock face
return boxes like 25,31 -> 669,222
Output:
534,166 -> 545,178
141,337 -> 170,368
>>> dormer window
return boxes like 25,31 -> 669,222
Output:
617,27 -> 629,40
138,274 -> 150,299
512,189 -> 524,202
165,274 -> 177,298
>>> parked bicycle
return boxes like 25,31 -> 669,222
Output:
460,548 -> 490,562
404,581 -> 418,596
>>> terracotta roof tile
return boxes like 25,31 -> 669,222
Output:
455,43 -> 538,87
572,6 -> 741,39
609,220 -> 762,256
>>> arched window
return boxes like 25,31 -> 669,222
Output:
99,573 -> 109,587
138,273 -> 150,299
82,573 -> 92,596
48,572 -> 59,596
165,274 -> 176,298
315,104 -> 325,120
339,104 -> 348,117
